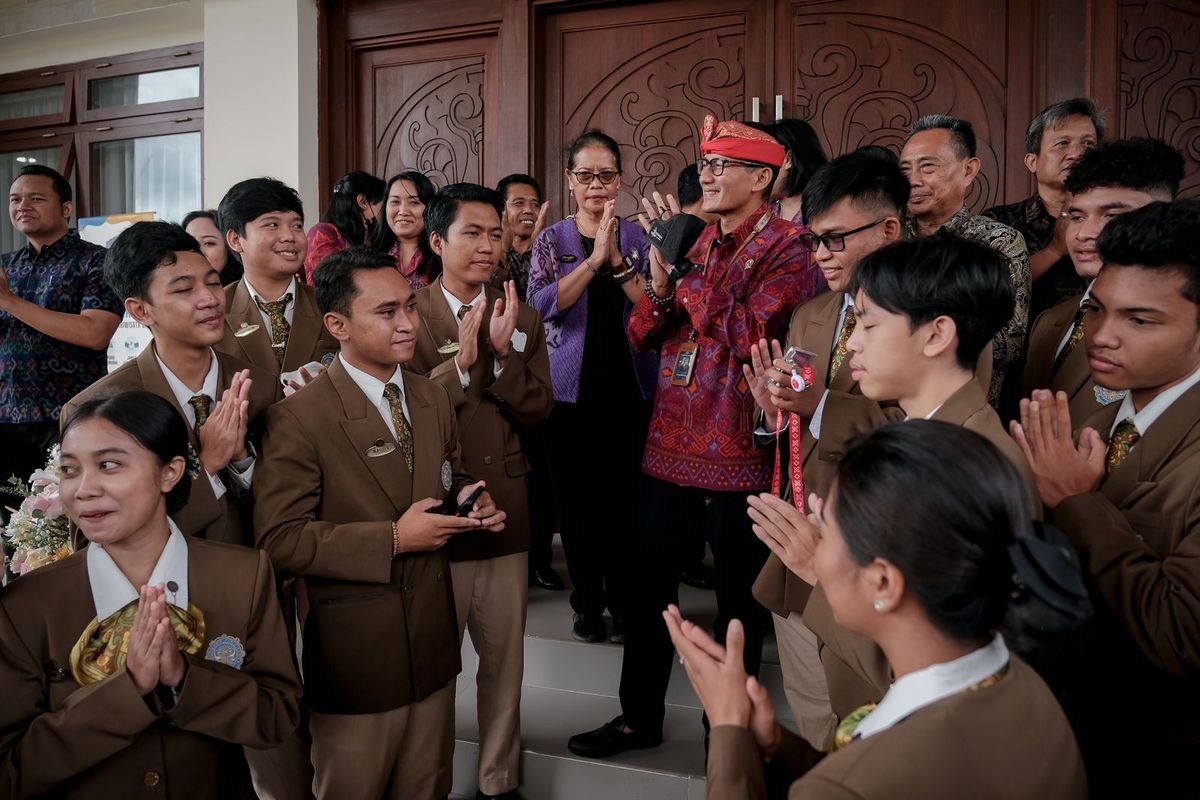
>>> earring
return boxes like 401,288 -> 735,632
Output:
873,600 -> 885,613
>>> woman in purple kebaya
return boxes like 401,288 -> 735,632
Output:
528,129 -> 657,646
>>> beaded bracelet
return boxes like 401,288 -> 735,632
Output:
644,278 -> 675,307
391,520 -> 401,556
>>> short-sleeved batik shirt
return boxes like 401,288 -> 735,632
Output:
0,233 -> 120,423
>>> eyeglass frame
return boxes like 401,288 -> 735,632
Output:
568,169 -> 621,186
696,157 -> 773,177
799,218 -> 888,253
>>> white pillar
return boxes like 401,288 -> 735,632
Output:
202,0 -> 319,220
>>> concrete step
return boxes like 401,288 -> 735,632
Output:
450,541 -> 790,799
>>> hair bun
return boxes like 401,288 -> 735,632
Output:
1006,522 -> 1092,632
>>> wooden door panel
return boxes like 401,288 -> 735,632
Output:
779,0 -> 1033,213
354,34 -> 498,187
540,0 -> 770,220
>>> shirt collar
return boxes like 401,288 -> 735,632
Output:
338,352 -> 405,408
1110,363 -> 1200,438
840,292 -> 855,314
87,519 -> 190,619
155,345 -> 220,404
243,275 -> 297,306
941,206 -> 972,234
439,279 -> 486,319
19,231 -> 73,261
855,634 -> 1009,740
712,203 -> 771,247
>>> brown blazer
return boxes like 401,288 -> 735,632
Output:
60,346 -> 278,546
408,281 -> 553,561
1022,293 -> 1104,422
804,378 -> 1039,718
253,357 -> 469,715
706,657 -> 1087,800
0,539 -> 301,799
216,280 -> 339,376
1050,380 -> 1200,777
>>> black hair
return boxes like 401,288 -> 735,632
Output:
424,183 -> 504,242
371,170 -> 439,282
324,171 -> 387,246
850,232 -> 1014,369
802,146 -> 910,224
14,164 -> 72,203
909,114 -> 977,160
61,390 -> 192,516
833,420 -> 1089,651
103,221 -> 204,302
1098,199 -> 1200,322
181,209 -> 244,284
767,118 -> 828,199
1063,137 -> 1185,199
496,173 -> 543,204
1025,97 -> 1105,154
566,129 -> 622,173
314,245 -> 399,317
216,177 -> 305,237
676,162 -> 703,208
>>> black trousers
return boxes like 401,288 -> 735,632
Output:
549,399 -> 648,621
618,475 -> 770,734
0,420 -> 59,525
524,422 -> 559,574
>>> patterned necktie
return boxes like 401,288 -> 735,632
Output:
457,304 -> 472,322
1053,303 -> 1088,375
382,382 -> 414,472
1106,419 -> 1140,475
830,307 -> 857,379
187,394 -> 211,438
255,293 -> 294,367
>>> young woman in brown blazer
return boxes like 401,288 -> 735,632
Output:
670,422 -> 1089,799
0,391 -> 301,799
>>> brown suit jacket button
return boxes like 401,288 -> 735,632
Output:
483,455 -> 493,465
143,771 -> 161,787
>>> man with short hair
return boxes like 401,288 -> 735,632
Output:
1022,137 -> 1184,424
984,98 -> 1105,319
255,246 -> 506,800
568,115 -> 823,758
410,183 -> 553,800
1,165 -> 122,492
742,146 -> 907,749
1011,199 -> 1200,797
900,114 -> 1030,405
492,173 -> 548,301
215,177 -> 339,388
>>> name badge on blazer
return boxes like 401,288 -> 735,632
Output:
367,439 -> 396,458
234,322 -> 261,337
559,254 -> 576,263
205,635 -> 246,669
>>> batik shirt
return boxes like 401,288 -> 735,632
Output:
983,194 -> 1084,320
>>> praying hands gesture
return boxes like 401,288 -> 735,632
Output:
585,201 -> 619,274
1010,389 -> 1106,507
126,584 -> 186,696
639,191 -> 681,295
663,606 -> 782,758
747,492 -> 824,586
198,369 -> 251,477
488,280 -> 521,359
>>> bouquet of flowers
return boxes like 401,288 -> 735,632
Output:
3,446 -> 73,577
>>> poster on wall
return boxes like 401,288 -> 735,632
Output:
79,213 -> 156,373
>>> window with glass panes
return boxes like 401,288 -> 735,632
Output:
0,44 -> 202,252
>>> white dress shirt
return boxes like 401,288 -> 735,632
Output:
88,519 -> 190,619
808,293 -> 856,440
440,281 -> 504,387
244,275 -> 298,329
339,353 -> 411,440
854,634 -> 1010,740
155,346 -> 253,498
1108,362 -> 1200,441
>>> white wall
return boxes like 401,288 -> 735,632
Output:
202,0 -> 320,221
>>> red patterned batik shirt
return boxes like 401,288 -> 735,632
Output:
629,204 -> 825,491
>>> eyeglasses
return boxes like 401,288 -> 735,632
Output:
570,169 -> 620,186
799,219 -> 887,253
696,157 -> 768,176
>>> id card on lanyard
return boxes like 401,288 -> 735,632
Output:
670,211 -> 772,387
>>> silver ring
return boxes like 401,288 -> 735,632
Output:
767,378 -> 781,388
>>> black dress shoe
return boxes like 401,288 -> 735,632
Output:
568,715 -> 662,758
572,613 -> 606,643
609,616 -> 625,644
476,790 -> 524,800
529,566 -> 566,591
680,563 -> 714,590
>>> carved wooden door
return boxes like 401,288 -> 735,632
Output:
776,0 -> 1035,212
539,0 -> 771,221
353,34 -> 499,188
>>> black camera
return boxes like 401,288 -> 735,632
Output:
648,213 -> 707,283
